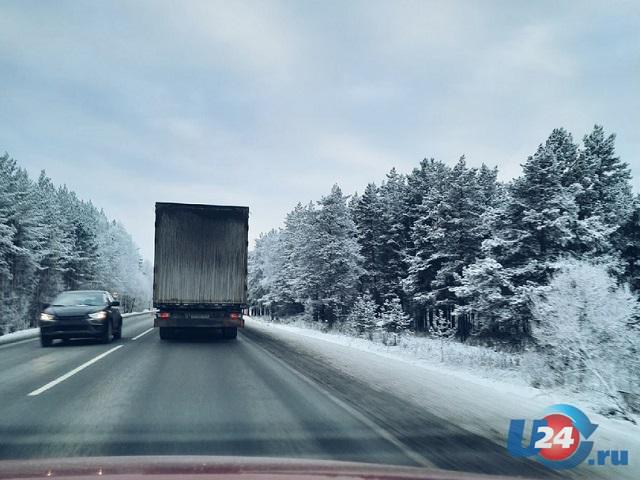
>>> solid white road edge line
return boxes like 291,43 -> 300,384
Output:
240,331 -> 436,468
132,327 -> 154,340
27,345 -> 123,396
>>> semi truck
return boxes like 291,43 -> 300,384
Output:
152,202 -> 249,340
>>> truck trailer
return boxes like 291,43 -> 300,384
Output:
152,202 -> 249,340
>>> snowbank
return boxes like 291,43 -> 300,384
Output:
122,310 -> 154,317
0,328 -> 39,345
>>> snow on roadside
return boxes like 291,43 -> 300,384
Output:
0,328 -> 39,345
255,316 -> 524,383
247,316 -> 639,479
122,310 -> 154,317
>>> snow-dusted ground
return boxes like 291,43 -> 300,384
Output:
248,316 -> 639,479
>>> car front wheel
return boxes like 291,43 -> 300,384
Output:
113,323 -> 122,340
101,320 -> 112,344
40,335 -> 52,347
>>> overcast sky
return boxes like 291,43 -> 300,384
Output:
1,0 -> 638,260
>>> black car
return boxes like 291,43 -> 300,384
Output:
39,290 -> 123,347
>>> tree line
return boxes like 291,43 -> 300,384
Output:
248,126 -> 640,343
0,153 -> 152,334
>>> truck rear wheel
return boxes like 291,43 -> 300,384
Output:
159,327 -> 173,340
223,327 -> 237,339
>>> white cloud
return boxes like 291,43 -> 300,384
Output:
150,0 -> 303,82
317,132 -> 397,169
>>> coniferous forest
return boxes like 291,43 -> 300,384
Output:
250,126 -> 639,337
0,153 -> 152,334
249,125 -> 640,416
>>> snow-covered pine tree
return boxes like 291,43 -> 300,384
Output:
5,165 -> 48,328
453,257 -> 517,336
351,183 -> 385,303
307,185 -> 363,325
0,155 -> 20,332
508,130 -> 580,264
615,195 -> 640,296
432,158 -> 488,304
403,160 -> 450,323
248,229 -> 287,316
464,130 -> 581,336
556,126 -> 632,256
404,159 -> 450,221
58,189 -> 100,290
31,171 -> 74,316
378,295 -> 411,335
504,136 -> 577,265
475,163 -> 505,245
570,125 -> 633,225
0,156 -> 17,266
405,157 -> 492,331
248,233 -> 268,311
277,202 -> 317,315
429,310 -> 456,362
344,292 -> 379,338
378,168 -> 409,304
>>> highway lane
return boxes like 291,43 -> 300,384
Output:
0,313 -> 153,402
0,314 -> 429,467
0,315 -> 558,478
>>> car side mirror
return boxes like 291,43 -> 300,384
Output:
110,301 -> 120,307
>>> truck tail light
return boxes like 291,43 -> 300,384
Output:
230,312 -> 240,320
159,311 -> 170,320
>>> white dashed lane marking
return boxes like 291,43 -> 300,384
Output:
132,328 -> 154,341
27,345 -> 123,396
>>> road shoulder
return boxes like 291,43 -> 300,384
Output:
244,318 -> 638,480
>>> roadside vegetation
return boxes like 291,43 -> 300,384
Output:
248,126 -> 640,420
0,153 -> 152,334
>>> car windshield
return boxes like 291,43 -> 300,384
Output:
52,292 -> 105,307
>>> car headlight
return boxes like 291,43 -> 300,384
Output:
40,313 -> 55,321
89,311 -> 108,320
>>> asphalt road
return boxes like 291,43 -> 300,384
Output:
0,313 -> 558,478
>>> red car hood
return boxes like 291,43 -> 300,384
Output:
0,456 -> 529,480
